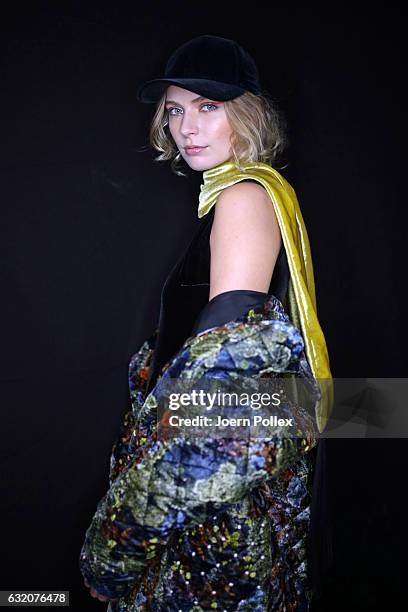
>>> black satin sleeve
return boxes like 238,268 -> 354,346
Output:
191,289 -> 269,335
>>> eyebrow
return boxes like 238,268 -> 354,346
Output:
165,96 -> 209,105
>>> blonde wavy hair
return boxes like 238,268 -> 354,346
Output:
147,90 -> 288,177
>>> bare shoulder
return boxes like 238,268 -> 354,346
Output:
214,180 -> 272,216
211,180 -> 279,244
209,180 -> 282,297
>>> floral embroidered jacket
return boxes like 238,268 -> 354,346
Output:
79,295 -> 319,611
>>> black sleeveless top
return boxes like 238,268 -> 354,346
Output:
145,179 -> 290,395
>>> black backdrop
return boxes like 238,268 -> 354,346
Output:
1,3 -> 406,611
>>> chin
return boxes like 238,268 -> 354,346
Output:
183,155 -> 229,172
183,158 -> 210,172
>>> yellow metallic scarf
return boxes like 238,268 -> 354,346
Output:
198,159 -> 333,433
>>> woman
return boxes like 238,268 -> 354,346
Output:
80,35 -> 333,611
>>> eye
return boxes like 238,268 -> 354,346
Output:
166,106 -> 182,116
201,103 -> 218,111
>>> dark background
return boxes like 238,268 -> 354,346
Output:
1,3 -> 406,610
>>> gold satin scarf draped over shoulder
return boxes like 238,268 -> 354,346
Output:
198,159 -> 333,433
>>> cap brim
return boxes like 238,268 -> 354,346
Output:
136,78 -> 246,103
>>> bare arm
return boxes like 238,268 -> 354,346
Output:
209,181 -> 282,300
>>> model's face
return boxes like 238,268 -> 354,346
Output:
165,85 -> 233,171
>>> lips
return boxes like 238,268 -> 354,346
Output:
184,145 -> 208,155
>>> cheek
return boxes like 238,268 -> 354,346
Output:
215,126 -> 232,148
212,115 -> 232,142
168,122 -> 176,140
168,119 -> 180,141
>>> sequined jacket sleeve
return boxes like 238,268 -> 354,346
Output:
108,327 -> 159,486
79,299 -> 319,601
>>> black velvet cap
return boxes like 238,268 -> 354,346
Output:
136,35 -> 262,103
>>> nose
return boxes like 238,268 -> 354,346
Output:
180,111 -> 199,137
